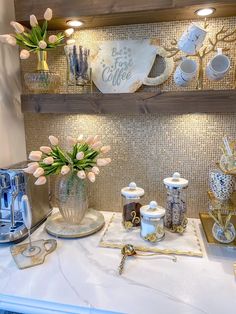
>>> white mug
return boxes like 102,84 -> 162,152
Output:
174,58 -> 198,87
206,48 -> 230,81
178,23 -> 207,55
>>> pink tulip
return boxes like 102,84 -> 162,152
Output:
48,35 -> 57,44
0,35 -> 9,43
30,15 -> 38,27
66,39 -> 75,45
77,134 -> 84,142
33,167 -> 45,178
23,162 -> 39,174
92,166 -> 100,175
100,145 -> 111,154
76,152 -> 84,160
77,170 -> 86,179
23,167 -> 30,174
49,135 -> 59,146
23,167 -> 32,174
29,151 -> 42,161
35,176 -> 47,185
43,157 -> 54,165
93,135 -> 99,143
91,141 -> 102,150
39,40 -> 47,49
27,162 -> 39,167
87,172 -> 96,183
7,36 -> 17,46
0,34 -> 17,46
104,158 -> 111,163
96,159 -> 107,166
44,8 -> 52,21
85,136 -> 94,145
61,165 -> 70,175
64,28 -> 74,37
20,49 -> 30,60
66,136 -> 77,146
40,146 -> 52,154
96,158 -> 111,166
10,21 -> 24,34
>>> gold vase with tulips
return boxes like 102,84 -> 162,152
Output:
0,8 -> 74,93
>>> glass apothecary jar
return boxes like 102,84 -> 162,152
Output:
121,182 -> 144,229
163,172 -> 188,233
140,201 -> 166,243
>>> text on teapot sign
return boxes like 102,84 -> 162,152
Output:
101,46 -> 133,86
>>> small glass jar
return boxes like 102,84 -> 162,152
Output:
163,172 -> 188,233
140,201 -> 166,243
121,182 -> 144,229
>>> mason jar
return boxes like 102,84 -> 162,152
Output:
163,172 -> 188,233
121,182 -> 144,229
140,201 -> 166,243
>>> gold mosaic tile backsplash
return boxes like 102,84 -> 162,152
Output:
22,17 -> 236,217
24,113 -> 236,217
21,16 -> 236,93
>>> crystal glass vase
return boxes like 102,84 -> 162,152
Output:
24,51 -> 60,93
55,173 -> 88,225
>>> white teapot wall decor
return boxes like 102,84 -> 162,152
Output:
90,39 -> 174,93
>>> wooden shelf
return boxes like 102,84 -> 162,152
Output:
14,0 -> 236,30
21,90 -> 236,114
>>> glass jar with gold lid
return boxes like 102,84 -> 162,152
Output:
140,201 -> 166,242
163,172 -> 188,233
121,182 -> 144,229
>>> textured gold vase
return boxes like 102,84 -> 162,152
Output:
36,51 -> 49,72
24,50 -> 60,93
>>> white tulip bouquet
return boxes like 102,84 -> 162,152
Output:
0,8 -> 74,59
24,135 -> 111,185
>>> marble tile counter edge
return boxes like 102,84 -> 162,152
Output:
0,293 -> 122,314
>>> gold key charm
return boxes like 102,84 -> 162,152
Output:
118,244 -> 136,275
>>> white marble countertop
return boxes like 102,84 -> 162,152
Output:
0,211 -> 236,314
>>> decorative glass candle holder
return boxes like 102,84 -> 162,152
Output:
24,71 -> 60,93
163,172 -> 189,233
121,182 -> 144,229
24,51 -> 60,93
140,201 -> 165,243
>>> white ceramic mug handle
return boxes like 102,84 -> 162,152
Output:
143,46 -> 174,86
217,47 -> 223,55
